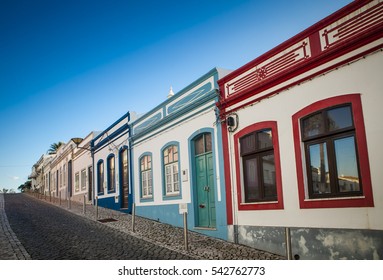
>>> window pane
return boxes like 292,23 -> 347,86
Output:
257,129 -> 273,149
122,150 -> 128,185
164,149 -> 169,164
148,170 -> 152,196
205,133 -> 212,152
141,158 -> 144,170
334,136 -> 360,192
240,133 -> 256,155
195,135 -> 204,155
303,113 -> 324,138
244,157 -> 259,202
328,106 -> 353,132
309,142 -> 331,194
174,146 -> 178,161
262,154 -> 277,198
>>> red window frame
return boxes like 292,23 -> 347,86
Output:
234,121 -> 284,210
292,94 -> 374,208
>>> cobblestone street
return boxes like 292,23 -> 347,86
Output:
1,193 -> 284,260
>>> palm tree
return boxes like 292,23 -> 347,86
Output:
47,142 -> 64,154
18,180 -> 32,193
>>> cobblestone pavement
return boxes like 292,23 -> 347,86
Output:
4,193 -> 191,260
2,193 -> 284,260
0,194 -> 31,260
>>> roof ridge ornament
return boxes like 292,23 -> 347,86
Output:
167,86 -> 175,99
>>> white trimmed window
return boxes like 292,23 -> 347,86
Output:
75,172 -> 80,192
140,155 -> 152,199
81,169 -> 86,191
163,145 -> 179,196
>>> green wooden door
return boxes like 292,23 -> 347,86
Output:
194,133 -> 216,228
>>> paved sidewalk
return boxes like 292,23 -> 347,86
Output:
3,193 -> 284,260
0,193 -> 31,260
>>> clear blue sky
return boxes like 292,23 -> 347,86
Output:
0,0 -> 352,191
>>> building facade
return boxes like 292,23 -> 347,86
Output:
130,68 -> 231,240
71,132 -> 99,204
29,154 -> 54,193
49,141 -> 76,201
217,0 -> 383,259
92,112 -> 132,212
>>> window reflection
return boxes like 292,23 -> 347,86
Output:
257,129 -> 273,149
334,136 -> 360,192
244,157 -> 259,202
309,142 -> 331,194
328,106 -> 353,132
262,154 -> 276,198
302,113 -> 324,138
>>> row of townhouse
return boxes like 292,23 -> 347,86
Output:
29,0 -> 383,259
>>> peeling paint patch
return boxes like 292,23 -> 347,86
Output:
298,235 -> 309,255
315,230 -> 381,260
235,225 -> 383,260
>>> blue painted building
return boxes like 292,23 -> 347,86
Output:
130,68 -> 231,240
92,112 -> 133,213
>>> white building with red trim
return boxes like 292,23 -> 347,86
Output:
217,0 -> 383,259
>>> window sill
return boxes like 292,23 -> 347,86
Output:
163,193 -> 181,200
238,200 -> 283,211
140,196 -> 153,203
194,227 -> 217,231
300,195 -> 373,209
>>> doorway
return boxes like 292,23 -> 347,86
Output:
193,133 -> 216,228
120,148 -> 129,209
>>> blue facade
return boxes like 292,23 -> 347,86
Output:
92,112 -> 133,214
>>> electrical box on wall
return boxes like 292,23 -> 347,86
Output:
182,169 -> 188,182
179,203 -> 188,214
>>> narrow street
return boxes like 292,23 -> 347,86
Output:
4,194 -> 192,260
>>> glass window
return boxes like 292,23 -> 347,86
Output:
308,142 -> 331,195
301,104 -> 362,198
240,128 -> 277,203
107,155 -> 115,192
75,172 -> 80,192
302,113 -> 324,138
140,155 -> 152,199
195,134 -> 212,155
334,136 -> 360,193
163,145 -> 179,196
81,169 -> 86,191
97,161 -> 104,194
257,129 -> 273,149
327,106 -> 353,132
121,149 -> 129,187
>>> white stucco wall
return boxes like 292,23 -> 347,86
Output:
132,101 -> 221,207
228,49 -> 383,230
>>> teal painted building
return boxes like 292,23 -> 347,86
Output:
130,68 -> 231,240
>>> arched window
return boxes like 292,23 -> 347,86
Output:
97,160 -> 104,194
163,145 -> 180,196
140,154 -> 152,199
234,121 -> 283,210
107,154 -> 116,193
292,94 -> 373,208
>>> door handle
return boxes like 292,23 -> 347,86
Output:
199,204 -> 206,208
204,186 -> 210,192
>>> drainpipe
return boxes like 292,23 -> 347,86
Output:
127,112 -> 134,215
227,116 -> 239,244
285,227 -> 293,260
91,139 -> 95,205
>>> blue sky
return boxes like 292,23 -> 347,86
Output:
0,0 -> 352,191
